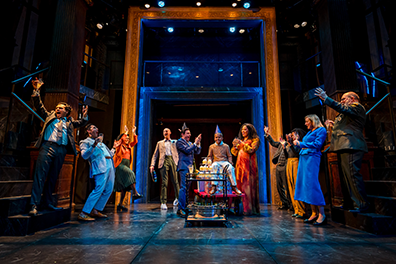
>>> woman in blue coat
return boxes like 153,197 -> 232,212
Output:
293,114 -> 327,225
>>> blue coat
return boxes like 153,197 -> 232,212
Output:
176,138 -> 201,171
80,137 -> 115,178
299,127 -> 327,157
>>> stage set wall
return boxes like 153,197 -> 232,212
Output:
121,7 -> 283,205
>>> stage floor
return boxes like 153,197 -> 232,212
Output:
1,204 -> 396,264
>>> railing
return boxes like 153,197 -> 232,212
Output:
3,67 -> 50,150
143,61 -> 260,87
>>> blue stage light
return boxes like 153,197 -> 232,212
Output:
168,27 -> 174,33
243,2 -> 250,9
229,27 -> 236,33
158,1 -> 165,8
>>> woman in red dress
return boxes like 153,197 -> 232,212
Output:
231,123 -> 260,215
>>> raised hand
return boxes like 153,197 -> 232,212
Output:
293,139 -> 300,146
132,126 -> 137,135
32,78 -> 43,90
314,87 -> 328,101
279,137 -> 286,148
113,139 -> 121,149
124,125 -> 128,134
82,105 -> 88,118
325,119 -> 334,128
264,126 -> 269,136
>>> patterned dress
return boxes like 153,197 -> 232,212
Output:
231,138 -> 260,215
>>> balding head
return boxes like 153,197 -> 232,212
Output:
341,91 -> 360,106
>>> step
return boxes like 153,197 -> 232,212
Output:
0,153 -> 31,167
371,167 -> 396,181
331,207 -> 396,235
368,195 -> 396,217
0,180 -> 33,198
365,180 -> 396,197
0,193 -> 60,217
0,166 -> 30,181
0,208 -> 71,236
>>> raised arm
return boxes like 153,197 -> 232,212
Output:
324,97 -> 365,118
80,140 -> 98,160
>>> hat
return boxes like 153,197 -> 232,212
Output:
215,125 -> 222,134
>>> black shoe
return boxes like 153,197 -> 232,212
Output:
132,193 -> 143,201
117,204 -> 128,211
177,209 -> 186,218
313,216 -> 327,226
28,205 -> 38,216
304,216 -> 318,224
46,204 -> 63,211
291,213 -> 298,217
295,214 -> 304,219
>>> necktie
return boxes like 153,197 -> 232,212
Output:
56,119 -> 64,145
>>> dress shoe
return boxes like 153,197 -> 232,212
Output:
161,203 -> 168,210
132,193 -> 143,201
232,186 -> 242,195
90,210 -> 107,218
78,213 -> 95,221
313,216 -> 327,226
295,214 -> 304,219
173,198 -> 179,206
291,213 -> 298,217
29,205 -> 38,216
304,216 -> 318,224
177,209 -> 186,218
117,204 -> 128,211
46,204 -> 63,211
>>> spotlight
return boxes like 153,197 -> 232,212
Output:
229,27 -> 236,33
96,23 -> 103,29
158,1 -> 165,7
243,2 -> 250,9
198,29 -> 204,33
301,21 -> 308,27
294,24 -> 300,28
144,3 -> 150,8
239,29 -> 245,34
232,2 -> 237,7
196,2 -> 201,6
167,27 -> 174,33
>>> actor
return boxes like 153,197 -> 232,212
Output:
78,124 -> 115,221
293,115 -> 327,225
315,88 -> 369,213
176,123 -> 201,217
207,125 -> 242,195
29,78 -> 88,216
113,125 -> 143,211
231,123 -> 260,215
150,128 -> 180,210
264,126 -> 292,210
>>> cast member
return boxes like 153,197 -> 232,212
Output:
207,125 -> 242,195
293,115 -> 327,225
176,123 -> 201,217
231,123 -> 260,215
150,128 -> 180,210
315,88 -> 369,212
113,125 -> 142,210
78,124 -> 115,221
29,78 -> 89,216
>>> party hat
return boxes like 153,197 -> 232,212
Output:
215,125 -> 222,134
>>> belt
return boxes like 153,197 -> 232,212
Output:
105,156 -> 112,159
44,141 -> 66,147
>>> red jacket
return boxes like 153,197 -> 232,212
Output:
113,134 -> 138,168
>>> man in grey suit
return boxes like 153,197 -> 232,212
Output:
315,88 -> 369,213
78,124 -> 115,221
150,128 -> 180,210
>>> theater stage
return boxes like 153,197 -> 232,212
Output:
1,204 -> 395,264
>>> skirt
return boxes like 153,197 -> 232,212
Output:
114,159 -> 136,192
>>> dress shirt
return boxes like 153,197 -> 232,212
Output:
164,139 -> 172,156
44,117 -> 67,145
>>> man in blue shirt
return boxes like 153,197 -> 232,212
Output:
29,79 -> 89,216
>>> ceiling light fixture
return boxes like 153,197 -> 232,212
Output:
196,2 -> 201,6
243,2 -> 250,9
239,29 -> 245,34
301,21 -> 308,27
198,29 -> 204,33
294,24 -> 300,28
96,23 -> 103,29
144,3 -> 150,8
232,2 -> 237,7
158,1 -> 165,8
229,27 -> 236,33
167,27 -> 174,33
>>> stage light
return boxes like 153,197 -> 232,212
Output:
232,2 -> 237,7
198,29 -> 204,33
158,1 -> 165,7
294,24 -> 300,28
96,23 -> 103,29
243,2 -> 250,9
167,27 -> 174,33
301,21 -> 308,27
239,29 -> 245,34
196,2 -> 201,6
229,27 -> 236,33
144,3 -> 150,8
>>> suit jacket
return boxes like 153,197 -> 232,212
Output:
265,134 -> 285,165
80,137 -> 114,178
32,95 -> 88,155
176,138 -> 201,171
150,139 -> 179,169
324,97 -> 368,152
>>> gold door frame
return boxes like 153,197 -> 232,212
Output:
123,7 -> 282,204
